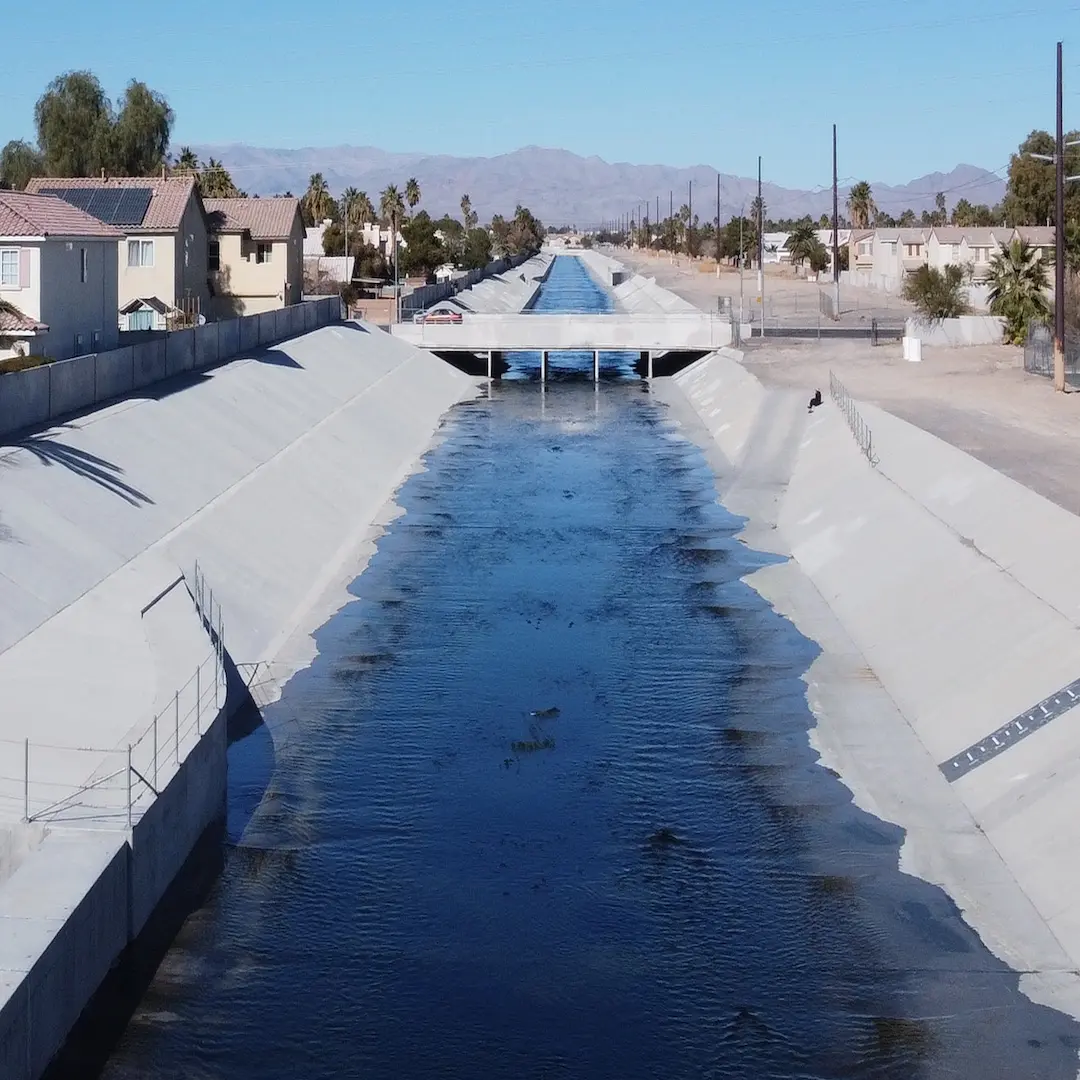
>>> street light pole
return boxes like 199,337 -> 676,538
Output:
1030,41 -> 1080,391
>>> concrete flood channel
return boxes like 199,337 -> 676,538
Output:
91,257 -> 1077,1078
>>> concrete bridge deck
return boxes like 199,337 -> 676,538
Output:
391,312 -> 734,353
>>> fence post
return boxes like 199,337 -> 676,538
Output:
175,690 -> 180,763
126,745 -> 132,830
23,739 -> 28,822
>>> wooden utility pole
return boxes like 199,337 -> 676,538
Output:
832,124 -> 840,318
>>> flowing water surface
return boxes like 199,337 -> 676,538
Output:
97,256 -> 1080,1079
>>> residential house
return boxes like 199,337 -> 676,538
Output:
955,228 -> 1013,281
0,191 -> 121,361
203,197 -> 304,318
1015,225 -> 1055,264
814,228 -> 851,273
870,228 -> 901,290
761,232 -> 791,264
848,229 -> 874,278
25,175 -> 209,324
898,229 -> 929,277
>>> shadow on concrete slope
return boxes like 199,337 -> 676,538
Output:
15,432 -> 154,506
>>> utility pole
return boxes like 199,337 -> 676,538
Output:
688,179 -> 693,259
656,195 -> 660,256
716,172 -> 722,278
1031,42 -> 1080,391
670,189 -> 674,263
739,206 -> 745,329
757,156 -> 765,336
832,123 -> 840,318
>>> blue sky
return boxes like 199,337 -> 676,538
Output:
3,0 -> 1079,188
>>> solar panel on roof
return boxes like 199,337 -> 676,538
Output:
114,188 -> 152,226
38,185 -> 152,227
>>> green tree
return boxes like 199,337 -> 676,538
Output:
987,237 -> 1050,343
175,146 -> 199,172
34,71 -> 113,176
952,198 -> 975,227
0,140 -> 45,190
846,181 -> 875,229
302,173 -> 335,226
902,264 -> 970,320
110,80 -> 173,175
460,193 -> 478,231
435,215 -> 466,265
1004,130 -> 1080,226
200,158 -> 244,198
898,209 -> 917,227
784,222 -> 819,267
461,227 -> 493,270
405,177 -> 421,212
930,191 -> 947,227
400,211 -> 445,280
380,184 -> 406,281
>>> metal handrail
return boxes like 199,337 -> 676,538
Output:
829,370 -> 878,467
1,562 -> 227,827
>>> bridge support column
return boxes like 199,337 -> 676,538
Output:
648,351 -> 654,380
540,350 -> 547,383
593,350 -> 600,382
487,350 -> 493,380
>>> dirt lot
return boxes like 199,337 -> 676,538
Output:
617,247 -> 912,326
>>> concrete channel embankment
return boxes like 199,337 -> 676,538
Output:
0,318 -> 477,1077
660,348 -> 1080,1021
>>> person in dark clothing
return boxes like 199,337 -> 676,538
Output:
808,389 -> 823,412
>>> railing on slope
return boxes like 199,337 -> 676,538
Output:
0,563 -> 227,827
829,370 -> 877,466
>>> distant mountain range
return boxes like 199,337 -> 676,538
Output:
191,144 -> 1006,226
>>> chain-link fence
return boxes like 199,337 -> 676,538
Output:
0,564 -> 227,827
1024,322 -> 1080,382
829,371 -> 878,467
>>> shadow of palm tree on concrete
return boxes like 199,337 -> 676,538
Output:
15,433 -> 154,507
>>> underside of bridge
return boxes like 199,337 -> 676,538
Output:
431,349 -> 711,380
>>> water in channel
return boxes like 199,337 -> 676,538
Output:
98,256 -> 1079,1079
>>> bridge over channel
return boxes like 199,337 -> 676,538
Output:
390,313 -> 734,379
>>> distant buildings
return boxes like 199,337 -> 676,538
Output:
0,191 -> 121,361
846,225 -> 1054,292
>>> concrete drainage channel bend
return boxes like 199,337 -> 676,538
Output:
95,257 -> 1078,1078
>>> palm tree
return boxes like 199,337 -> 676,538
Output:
846,181 -> 876,229
303,173 -> 334,226
175,146 -> 199,173
460,193 -> 477,231
355,191 -> 375,225
405,177 -> 421,212
341,186 -> 361,226
987,238 -> 1051,344
750,195 -> 766,240
380,184 -> 407,301
785,222 -> 819,267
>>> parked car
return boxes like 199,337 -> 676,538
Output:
414,307 -> 463,324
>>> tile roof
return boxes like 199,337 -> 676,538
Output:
961,227 -> 1012,247
204,197 -> 300,240
0,301 -> 48,334
1016,225 -> 1055,245
0,191 -> 124,239
119,296 -> 172,315
930,226 -> 966,243
24,176 -> 196,232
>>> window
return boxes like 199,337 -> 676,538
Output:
127,239 -> 154,267
975,247 -> 989,262
904,243 -> 922,257
129,309 -> 154,331
886,241 -> 897,254
0,249 -> 18,286
951,244 -> 960,260
858,241 -> 871,255
80,248 -> 88,283
255,243 -> 272,264
208,240 -> 220,272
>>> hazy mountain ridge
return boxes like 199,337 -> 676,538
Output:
192,143 -> 1006,225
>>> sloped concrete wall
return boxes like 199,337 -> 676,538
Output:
668,349 -> 1080,1020
0,299 -> 341,439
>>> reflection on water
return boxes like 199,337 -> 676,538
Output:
96,258 -> 1080,1079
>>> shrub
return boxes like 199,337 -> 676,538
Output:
902,264 -> 970,321
0,354 -> 54,374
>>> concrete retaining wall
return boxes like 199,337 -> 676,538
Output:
0,298 -> 341,439
905,314 -> 1005,346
